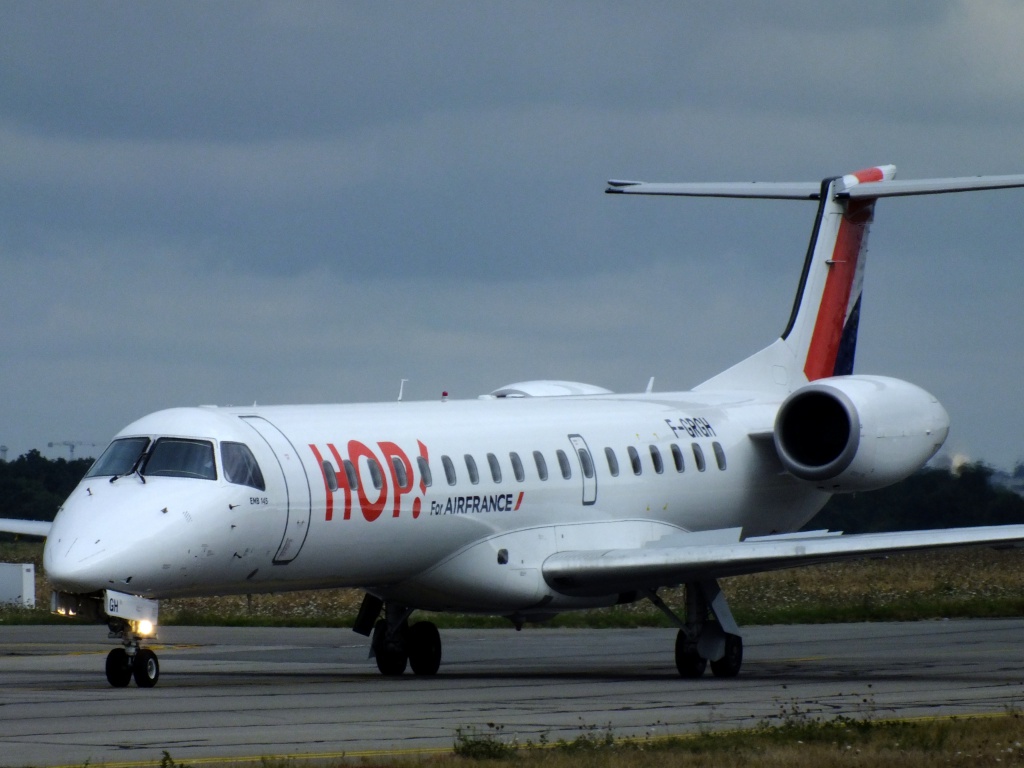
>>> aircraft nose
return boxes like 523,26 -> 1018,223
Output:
43,529 -> 115,593
43,490 -> 158,594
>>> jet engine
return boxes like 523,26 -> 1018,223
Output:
773,375 -> 949,492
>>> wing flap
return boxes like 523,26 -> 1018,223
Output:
542,525 -> 1024,596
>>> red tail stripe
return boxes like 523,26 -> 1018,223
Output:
804,200 -> 873,380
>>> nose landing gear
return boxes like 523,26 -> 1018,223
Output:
106,618 -> 160,688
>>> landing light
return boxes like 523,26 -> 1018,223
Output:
136,619 -> 156,637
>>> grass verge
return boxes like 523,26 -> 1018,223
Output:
447,713 -> 1024,768
144,712 -> 1024,768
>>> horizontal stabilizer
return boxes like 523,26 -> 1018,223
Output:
0,518 -> 51,538
542,524 -> 1024,596
606,180 -> 822,200
607,172 -> 1024,201
842,173 -> 1024,198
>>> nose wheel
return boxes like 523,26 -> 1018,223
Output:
105,618 -> 161,688
104,647 -> 160,687
105,648 -> 132,687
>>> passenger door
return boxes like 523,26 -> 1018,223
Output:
241,416 -> 312,564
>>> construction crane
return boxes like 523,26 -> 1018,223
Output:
48,441 -> 98,460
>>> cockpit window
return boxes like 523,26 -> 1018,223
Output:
221,442 -> 266,491
142,438 -> 217,480
86,437 -> 151,478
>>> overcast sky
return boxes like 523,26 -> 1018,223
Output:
2,2 -> 1023,469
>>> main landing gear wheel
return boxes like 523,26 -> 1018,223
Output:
709,634 -> 743,678
674,631 -> 707,678
133,648 -> 160,687
105,648 -> 133,688
372,619 -> 408,676
408,621 -> 442,676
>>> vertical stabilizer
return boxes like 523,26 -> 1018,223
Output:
782,165 -> 895,382
607,165 -> 1024,394
689,165 -> 894,392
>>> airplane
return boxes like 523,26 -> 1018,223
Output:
5,164 -> 1024,689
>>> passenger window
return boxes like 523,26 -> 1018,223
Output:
692,443 -> 706,472
604,447 -> 619,477
417,456 -> 433,487
321,461 -> 339,492
367,457 -> 384,489
391,456 -> 409,488
487,453 -> 502,483
713,441 -> 727,470
86,437 -> 151,478
510,452 -> 525,482
556,449 -> 572,479
671,443 -> 685,473
465,454 -> 480,485
442,455 -> 457,486
577,448 -> 594,479
628,446 -> 642,475
650,445 -> 664,474
343,459 -> 360,490
144,438 -> 216,480
222,442 -> 266,491
533,450 -> 549,481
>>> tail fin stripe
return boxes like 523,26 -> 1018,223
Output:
803,199 -> 875,381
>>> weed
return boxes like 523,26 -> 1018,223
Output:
159,752 -> 193,768
453,723 -> 518,760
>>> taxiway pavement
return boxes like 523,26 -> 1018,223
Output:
1,620 -> 1023,767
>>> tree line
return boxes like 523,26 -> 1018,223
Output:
1,450 -> 1023,535
805,463 -> 1024,533
0,450 -> 95,525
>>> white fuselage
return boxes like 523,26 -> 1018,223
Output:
43,390 -> 825,615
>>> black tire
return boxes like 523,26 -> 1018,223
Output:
372,619 -> 408,676
674,630 -> 706,678
105,648 -> 133,688
408,621 -> 442,676
710,634 -> 743,678
133,648 -> 160,688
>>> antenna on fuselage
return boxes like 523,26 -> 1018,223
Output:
397,379 -> 409,402
645,377 -> 655,394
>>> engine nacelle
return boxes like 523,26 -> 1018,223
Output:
774,375 -> 949,492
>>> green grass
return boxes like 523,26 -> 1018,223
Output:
145,713 -> 1024,768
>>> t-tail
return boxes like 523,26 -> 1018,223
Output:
608,166 -> 1024,393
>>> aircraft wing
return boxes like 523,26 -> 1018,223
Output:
542,524 -> 1024,597
0,519 -> 52,538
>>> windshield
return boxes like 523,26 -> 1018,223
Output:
142,438 -> 217,480
85,437 -> 151,478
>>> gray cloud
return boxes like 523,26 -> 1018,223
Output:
2,1 -> 1023,467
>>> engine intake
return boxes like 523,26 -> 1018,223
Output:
774,375 -> 948,492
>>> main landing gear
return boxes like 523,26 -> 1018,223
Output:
649,579 -> 743,679
356,596 -> 442,676
105,618 -> 160,688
